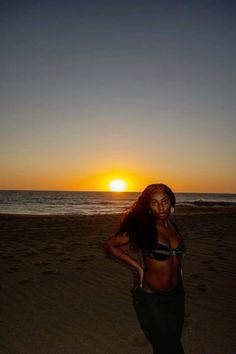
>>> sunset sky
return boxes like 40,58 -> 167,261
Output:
1,0 -> 236,193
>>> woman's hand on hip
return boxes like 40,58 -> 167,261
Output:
137,266 -> 144,288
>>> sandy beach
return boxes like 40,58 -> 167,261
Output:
0,206 -> 236,354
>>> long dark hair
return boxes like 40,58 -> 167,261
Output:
114,184 -> 176,250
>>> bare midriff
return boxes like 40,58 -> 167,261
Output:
142,256 -> 182,293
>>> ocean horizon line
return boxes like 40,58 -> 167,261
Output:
1,189 -> 236,195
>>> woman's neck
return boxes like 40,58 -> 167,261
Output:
156,219 -> 170,228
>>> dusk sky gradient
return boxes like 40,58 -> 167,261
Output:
1,0 -> 236,192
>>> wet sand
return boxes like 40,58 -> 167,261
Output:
0,206 -> 236,354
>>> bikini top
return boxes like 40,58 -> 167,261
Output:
143,242 -> 186,261
143,222 -> 186,261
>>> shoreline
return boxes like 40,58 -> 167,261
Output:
0,204 -> 236,218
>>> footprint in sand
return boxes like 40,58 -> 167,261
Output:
200,260 -> 210,264
34,262 -> 51,266
50,251 -> 65,256
1,255 -> 19,263
60,257 -> 71,263
75,266 -> 87,271
212,251 -> 222,256
103,254 -> 111,259
42,269 -> 56,275
129,332 -> 149,348
9,267 -> 20,271
24,251 -> 38,257
18,278 -> 36,285
79,257 -> 91,263
217,255 -> 226,260
190,273 -> 204,279
197,283 -> 207,292
207,266 -> 216,272
40,247 -> 56,253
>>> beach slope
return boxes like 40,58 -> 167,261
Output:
0,207 -> 236,354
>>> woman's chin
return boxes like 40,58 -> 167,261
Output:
158,213 -> 168,219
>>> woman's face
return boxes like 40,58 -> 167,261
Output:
149,190 -> 171,220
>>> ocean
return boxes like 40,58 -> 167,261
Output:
0,190 -> 235,215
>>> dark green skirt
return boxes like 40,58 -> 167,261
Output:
131,284 -> 185,354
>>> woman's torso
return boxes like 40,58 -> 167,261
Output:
141,222 -> 185,293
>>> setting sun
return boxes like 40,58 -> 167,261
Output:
108,179 -> 127,192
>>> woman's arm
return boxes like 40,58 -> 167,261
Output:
103,233 -> 144,286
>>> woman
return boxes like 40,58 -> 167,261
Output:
104,184 -> 186,354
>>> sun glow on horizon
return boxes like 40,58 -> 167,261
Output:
108,178 -> 127,192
